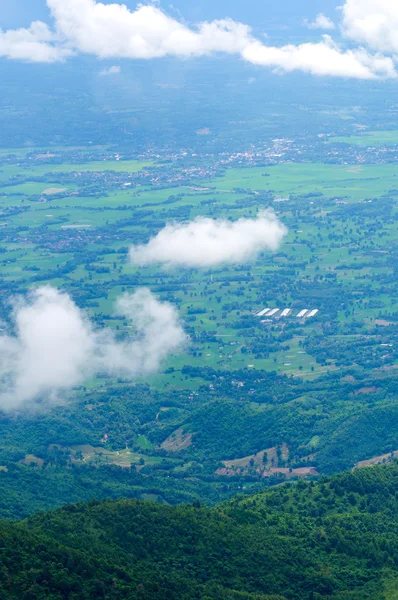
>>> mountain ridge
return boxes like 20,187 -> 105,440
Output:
1,461 -> 397,599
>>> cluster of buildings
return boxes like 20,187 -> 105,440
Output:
256,308 -> 319,320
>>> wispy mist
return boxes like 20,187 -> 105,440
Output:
0,287 -> 185,411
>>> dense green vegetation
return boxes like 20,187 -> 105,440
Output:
1,462 -> 398,599
0,365 -> 396,519
1,27 -> 398,600
0,141 -> 397,513
0,53 -> 396,517
0,29 -> 398,600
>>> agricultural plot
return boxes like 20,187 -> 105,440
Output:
0,146 -> 396,505
211,162 -> 398,203
0,153 -> 396,386
327,130 -> 398,146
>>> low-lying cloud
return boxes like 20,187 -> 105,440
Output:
1,0 -> 398,79
0,286 -> 185,411
129,210 -> 287,268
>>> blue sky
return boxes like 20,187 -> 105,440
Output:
2,0 -> 340,29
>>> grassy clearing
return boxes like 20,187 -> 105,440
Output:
69,444 -> 172,467
136,435 -> 154,451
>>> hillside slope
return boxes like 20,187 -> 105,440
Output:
1,462 -> 398,599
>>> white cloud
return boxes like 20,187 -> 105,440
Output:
100,65 -> 121,75
305,13 -> 335,30
0,0 -> 396,80
242,36 -> 396,79
0,286 -> 185,411
129,210 -> 287,268
342,0 -> 398,54
0,21 -> 71,62
47,0 -> 252,59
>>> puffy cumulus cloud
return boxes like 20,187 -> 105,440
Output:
342,0 -> 398,54
0,286 -> 185,411
129,210 -> 287,268
0,21 -> 71,62
0,0 -> 397,79
305,13 -> 335,30
0,1 -> 252,64
47,0 -> 252,59
242,36 -> 396,79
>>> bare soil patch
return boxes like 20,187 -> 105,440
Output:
355,450 -> 398,469
43,187 -> 68,195
160,428 -> 193,452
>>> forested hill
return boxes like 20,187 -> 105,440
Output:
1,463 -> 398,599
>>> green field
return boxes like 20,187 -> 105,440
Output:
328,130 -> 398,146
0,159 -> 152,181
0,146 -> 396,515
212,162 -> 398,201
0,156 -> 396,385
